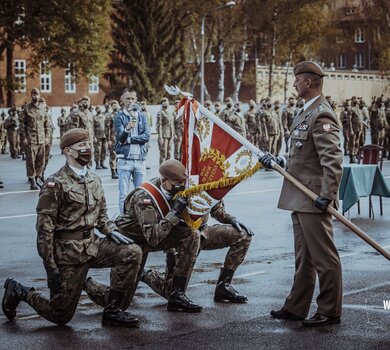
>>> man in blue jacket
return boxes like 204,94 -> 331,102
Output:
114,89 -> 150,213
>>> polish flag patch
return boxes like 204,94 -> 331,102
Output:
322,123 -> 331,132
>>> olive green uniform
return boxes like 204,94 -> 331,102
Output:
105,111 -> 117,171
174,111 -> 184,161
157,109 -> 175,164
93,112 -> 107,163
4,114 -> 19,158
245,109 -> 261,146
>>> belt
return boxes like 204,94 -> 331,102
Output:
54,229 -> 94,240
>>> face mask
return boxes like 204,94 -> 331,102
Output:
227,103 -> 232,108
267,103 -> 272,108
289,102 -> 295,107
70,148 -> 92,166
275,105 -> 280,110
168,184 -> 185,196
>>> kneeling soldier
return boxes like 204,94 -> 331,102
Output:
2,128 -> 142,327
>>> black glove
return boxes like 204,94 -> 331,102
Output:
171,196 -> 188,217
314,196 -> 332,213
258,153 -> 286,169
47,269 -> 61,294
231,218 -> 254,236
107,231 -> 133,244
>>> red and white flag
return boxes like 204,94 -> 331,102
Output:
177,98 -> 260,228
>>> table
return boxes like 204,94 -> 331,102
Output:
339,164 -> 390,214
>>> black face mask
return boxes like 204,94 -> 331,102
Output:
289,102 -> 295,107
71,148 -> 92,166
168,184 -> 185,196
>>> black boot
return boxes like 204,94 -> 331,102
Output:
100,161 -> 108,169
102,289 -> 139,327
95,161 -> 102,170
2,278 -> 34,320
349,155 -> 357,164
35,176 -> 43,188
214,268 -> 248,303
167,276 -> 202,312
111,169 -> 118,179
29,177 -> 39,190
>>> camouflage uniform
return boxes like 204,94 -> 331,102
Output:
273,102 -> 284,155
348,101 -> 364,163
376,105 -> 388,147
245,101 -> 261,146
173,102 -> 184,161
142,200 -> 252,300
157,99 -> 175,164
17,163 -> 142,325
83,177 -> 200,309
93,109 -> 107,168
385,105 -> 390,159
264,105 -> 279,154
360,102 -> 370,148
256,103 -> 269,151
339,103 -> 351,155
57,109 -> 67,138
282,100 -> 295,153
20,101 -> 50,180
221,98 -> 234,123
0,113 -> 5,154
4,112 -> 19,158
224,102 -> 246,137
214,102 -> 222,119
43,105 -> 55,176
105,104 -> 117,175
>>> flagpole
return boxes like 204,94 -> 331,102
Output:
196,101 -> 390,261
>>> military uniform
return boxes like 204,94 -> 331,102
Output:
173,105 -> 184,161
282,101 -> 296,153
274,103 -> 284,155
4,112 -> 19,158
375,105 -> 388,147
0,112 -> 7,154
57,109 -> 67,138
93,109 -> 108,169
43,105 -> 55,176
221,98 -> 234,123
224,104 -> 246,137
348,103 -> 364,163
157,99 -> 175,164
245,102 -> 261,146
264,108 -> 279,154
105,105 -> 118,178
278,94 -> 343,320
20,100 -> 50,184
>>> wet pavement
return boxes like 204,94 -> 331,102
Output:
0,136 -> 389,349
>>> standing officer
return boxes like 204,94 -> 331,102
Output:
20,88 -> 50,190
214,102 -> 222,118
263,98 -> 278,154
173,99 -> 184,161
156,97 -> 174,164
105,100 -> 119,179
282,97 -> 296,153
57,108 -> 67,139
93,106 -> 108,170
205,100 -> 213,111
259,61 -> 343,327
221,97 -> 234,122
2,128 -> 142,327
273,100 -> 284,155
0,112 -> 7,154
4,108 -> 20,159
348,96 -> 364,163
224,101 -> 246,137
84,159 -> 202,313
376,102 -> 388,147
245,100 -> 261,146
340,100 -> 351,155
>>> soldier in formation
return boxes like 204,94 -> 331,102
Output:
4,107 -> 20,159
156,97 -> 174,164
173,99 -> 183,161
282,97 -> 296,153
93,106 -> 108,170
105,100 -> 119,179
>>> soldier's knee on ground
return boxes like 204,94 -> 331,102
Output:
118,244 -> 143,266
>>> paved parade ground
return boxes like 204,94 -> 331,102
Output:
0,136 -> 389,349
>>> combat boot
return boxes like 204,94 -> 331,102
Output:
95,161 -> 102,170
2,278 -> 34,320
100,161 -> 108,169
29,177 -> 39,190
102,289 -> 139,327
35,176 -> 43,188
111,169 -> 118,179
349,155 -> 357,164
214,268 -> 248,303
167,276 -> 202,313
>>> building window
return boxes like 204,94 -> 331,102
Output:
355,53 -> 365,68
65,63 -> 76,93
355,28 -> 365,43
337,54 -> 346,69
88,76 -> 99,94
40,62 -> 52,93
14,60 -> 26,92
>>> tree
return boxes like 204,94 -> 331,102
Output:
0,0 -> 112,106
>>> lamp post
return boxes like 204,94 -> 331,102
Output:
200,1 -> 236,104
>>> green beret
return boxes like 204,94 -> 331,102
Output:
60,128 -> 89,149
294,61 -> 325,77
159,159 -> 187,182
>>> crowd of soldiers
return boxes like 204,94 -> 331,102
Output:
2,89 -> 390,191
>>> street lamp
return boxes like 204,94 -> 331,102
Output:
200,1 -> 236,104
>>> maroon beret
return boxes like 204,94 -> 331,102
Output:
159,159 -> 187,182
60,128 -> 89,149
294,61 -> 325,77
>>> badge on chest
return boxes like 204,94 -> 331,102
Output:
297,123 -> 309,131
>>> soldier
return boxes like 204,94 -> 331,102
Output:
84,159 -> 202,313
204,100 -> 213,111
223,101 -> 246,137
173,99 -> 184,161
4,108 -> 20,159
245,100 -> 261,146
15,108 -> 23,158
369,100 -> 380,145
256,99 -> 269,151
214,102 -> 222,118
71,96 -> 94,166
259,61 -> 343,327
359,99 -> 369,148
274,100 -> 284,155
20,88 -> 50,190
65,104 -> 78,132
325,95 -> 337,111
282,97 -> 296,153
340,100 -> 351,155
0,112 -> 7,154
57,107 -> 67,139
156,97 -> 174,164
221,97 -> 234,122
348,96 -> 364,163
263,98 -> 279,154
93,106 -> 108,170
105,100 -> 119,179
40,97 -> 54,179
376,102 -> 388,147
2,128 -> 142,327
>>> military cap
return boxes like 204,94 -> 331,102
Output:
288,96 -> 295,100
225,97 -> 233,103
81,96 -> 90,101
160,97 -> 169,104
31,88 -> 40,95
214,102 -> 221,107
274,100 -> 280,104
351,96 -> 357,100
60,128 -> 89,149
205,100 -> 212,106
110,100 -> 119,105
159,159 -> 187,182
293,61 -> 325,77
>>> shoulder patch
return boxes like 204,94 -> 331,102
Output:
322,123 -> 331,132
